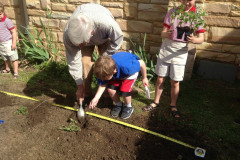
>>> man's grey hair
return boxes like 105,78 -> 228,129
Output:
67,14 -> 93,46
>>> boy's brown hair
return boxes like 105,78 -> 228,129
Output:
0,3 -> 4,13
94,55 -> 116,80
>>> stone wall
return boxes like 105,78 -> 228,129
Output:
1,0 -> 240,78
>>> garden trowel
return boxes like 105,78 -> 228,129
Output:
77,101 -> 85,121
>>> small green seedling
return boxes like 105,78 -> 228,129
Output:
59,118 -> 80,132
14,106 -> 28,115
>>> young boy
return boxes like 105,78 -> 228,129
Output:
89,52 -> 149,119
0,3 -> 19,79
143,0 -> 205,118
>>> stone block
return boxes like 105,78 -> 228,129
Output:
30,17 -> 60,29
117,20 -> 152,33
52,3 -> 66,11
66,4 -> 76,12
204,2 -> 231,15
123,3 -> 137,19
123,32 -> 140,41
50,11 -> 71,19
4,7 -> 18,19
101,2 -> 123,8
196,42 -> 222,52
108,8 -> 123,18
0,0 -> 11,6
135,0 -> 150,3
204,16 -> 240,28
197,50 -> 236,63
138,4 -> 168,12
230,11 -> 240,17
151,0 -> 169,5
40,0 -> 51,10
153,27 -> 162,34
26,0 -> 41,9
209,27 -> 240,44
68,0 -> 100,4
145,34 -> 161,43
222,45 -> 240,54
138,11 -> 165,21
11,0 -> 19,7
59,20 -> 67,31
27,9 -> 46,16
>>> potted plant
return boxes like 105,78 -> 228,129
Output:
170,4 -> 206,41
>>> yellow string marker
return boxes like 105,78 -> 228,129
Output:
0,90 -> 206,158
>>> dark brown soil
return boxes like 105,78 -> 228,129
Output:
0,71 -> 216,160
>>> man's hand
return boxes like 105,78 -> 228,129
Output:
76,84 -> 85,104
89,97 -> 99,109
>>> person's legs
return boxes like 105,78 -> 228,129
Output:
119,79 -> 136,119
5,59 -> 11,71
81,46 -> 95,97
169,64 -> 185,118
108,88 -> 121,104
170,80 -> 180,107
107,81 -> 123,117
143,76 -> 165,111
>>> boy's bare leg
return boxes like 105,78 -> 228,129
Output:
170,80 -> 179,107
108,88 -> 121,104
12,60 -> 18,74
5,60 -> 11,71
170,79 -> 180,118
123,95 -> 131,105
153,76 -> 165,105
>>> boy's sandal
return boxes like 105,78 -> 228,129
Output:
170,106 -> 180,118
13,73 -> 19,79
143,102 -> 159,112
0,69 -> 11,73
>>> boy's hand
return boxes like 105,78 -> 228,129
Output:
142,77 -> 149,87
187,33 -> 195,43
163,29 -> 173,39
11,43 -> 16,50
89,97 -> 99,109
166,29 -> 173,38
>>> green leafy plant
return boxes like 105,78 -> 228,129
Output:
14,106 -> 28,115
171,4 -> 206,33
18,10 -> 60,64
59,118 -> 80,132
130,33 -> 157,83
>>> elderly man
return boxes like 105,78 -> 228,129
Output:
63,3 -> 123,104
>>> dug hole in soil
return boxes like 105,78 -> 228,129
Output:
0,76 -> 210,160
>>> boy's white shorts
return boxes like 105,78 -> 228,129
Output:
0,39 -> 18,61
155,59 -> 185,81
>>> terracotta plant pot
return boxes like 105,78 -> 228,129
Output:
176,26 -> 193,41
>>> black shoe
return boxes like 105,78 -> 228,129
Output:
120,106 -> 134,119
110,105 -> 122,117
